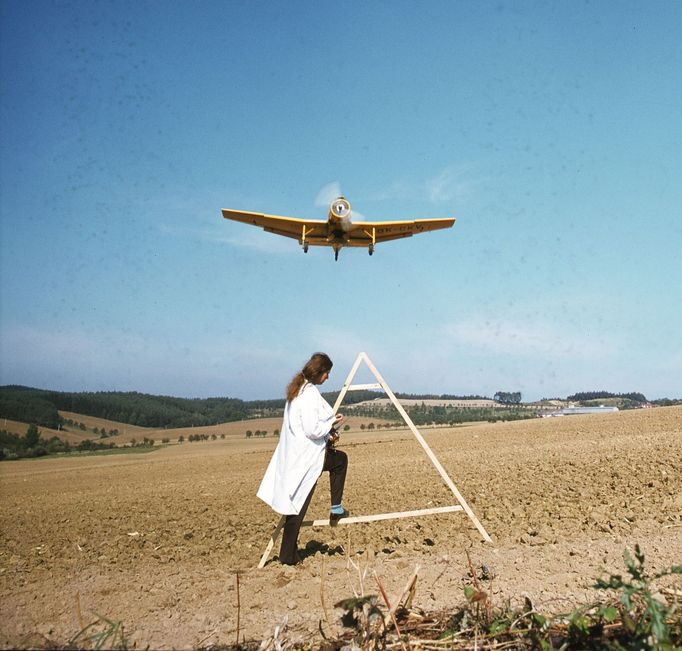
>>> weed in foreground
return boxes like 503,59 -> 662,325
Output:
328,545 -> 681,650
61,613 -> 129,651
589,544 -> 682,649
33,545 -> 682,651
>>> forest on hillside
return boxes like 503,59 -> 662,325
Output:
0,385 -> 381,429
1,385 -> 671,431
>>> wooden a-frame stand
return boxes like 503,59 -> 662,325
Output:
257,352 -> 492,568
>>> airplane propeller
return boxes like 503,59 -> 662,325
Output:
314,181 -> 365,232
314,181 -> 342,208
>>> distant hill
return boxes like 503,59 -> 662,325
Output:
0,385 -> 251,429
2,385 -> 673,431
0,385 -> 382,430
0,386 -> 61,429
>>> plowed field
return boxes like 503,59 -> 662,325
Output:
1,407 -> 681,649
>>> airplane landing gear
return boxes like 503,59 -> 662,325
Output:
303,243 -> 309,253
334,249 -> 339,261
368,244 -> 374,256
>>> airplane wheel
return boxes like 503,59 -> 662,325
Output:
368,245 -> 374,256
303,243 -> 309,253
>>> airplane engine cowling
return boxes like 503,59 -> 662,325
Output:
328,197 -> 351,221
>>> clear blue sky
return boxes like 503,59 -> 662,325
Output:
1,0 -> 680,401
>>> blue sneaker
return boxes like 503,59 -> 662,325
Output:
330,507 -> 349,525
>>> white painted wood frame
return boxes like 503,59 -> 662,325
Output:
257,352 -> 492,568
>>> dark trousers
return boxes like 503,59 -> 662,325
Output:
279,447 -> 348,564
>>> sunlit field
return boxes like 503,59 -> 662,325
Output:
1,407 -> 680,648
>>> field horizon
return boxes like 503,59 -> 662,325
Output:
2,410 -> 398,447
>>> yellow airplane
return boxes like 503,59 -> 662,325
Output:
221,197 -> 455,260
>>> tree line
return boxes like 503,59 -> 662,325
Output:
494,391 -> 522,404
0,386 -> 399,430
566,391 -> 648,403
0,387 -> 61,429
2,384 -> 674,433
346,402 -> 538,426
0,386 -> 251,429
0,425 -> 116,460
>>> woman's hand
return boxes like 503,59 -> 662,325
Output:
328,413 -> 344,445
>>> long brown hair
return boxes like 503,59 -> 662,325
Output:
286,352 -> 333,402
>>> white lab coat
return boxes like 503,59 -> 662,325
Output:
257,382 -> 335,515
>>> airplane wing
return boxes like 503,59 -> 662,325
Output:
342,217 -> 456,247
221,209 -> 327,242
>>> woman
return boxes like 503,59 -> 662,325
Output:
257,352 -> 349,565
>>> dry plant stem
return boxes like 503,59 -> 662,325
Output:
235,572 -> 241,646
465,550 -> 481,591
465,549 -> 491,626
430,557 -> 451,588
346,555 -> 360,598
386,565 -> 420,625
318,619 -> 329,641
320,555 -> 331,623
509,611 -> 541,632
75,591 -> 84,631
197,629 -> 218,646
346,535 -> 371,598
375,571 -> 409,651
345,531 -> 361,598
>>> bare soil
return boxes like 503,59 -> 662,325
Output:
1,407 -> 681,649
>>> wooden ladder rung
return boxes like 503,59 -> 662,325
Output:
347,382 -> 383,391
303,505 -> 463,527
